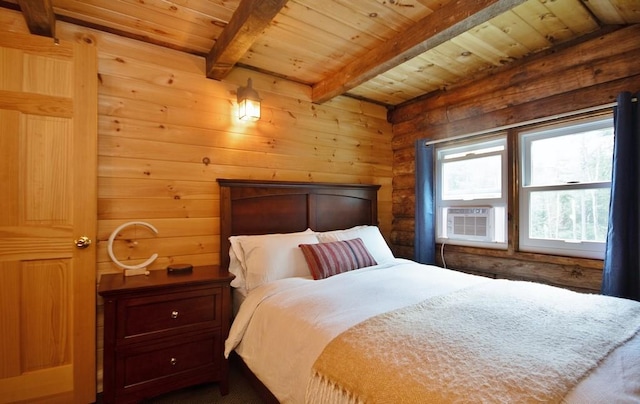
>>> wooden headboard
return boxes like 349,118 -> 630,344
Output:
217,179 -> 381,269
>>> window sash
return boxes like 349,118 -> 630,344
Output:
436,136 -> 507,248
519,116 -> 613,259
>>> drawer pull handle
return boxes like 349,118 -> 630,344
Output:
170,357 -> 177,366
171,310 -> 179,319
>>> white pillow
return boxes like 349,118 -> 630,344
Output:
228,247 -> 246,290
229,228 -> 314,274
316,225 -> 394,264
229,230 -> 319,292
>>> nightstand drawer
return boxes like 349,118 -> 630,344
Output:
120,331 -> 221,388
99,266 -> 234,403
121,287 -> 222,339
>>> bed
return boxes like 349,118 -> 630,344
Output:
218,179 -> 640,404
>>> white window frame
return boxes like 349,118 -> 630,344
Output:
519,115 -> 613,259
435,136 -> 508,249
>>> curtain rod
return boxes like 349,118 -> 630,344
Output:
424,98 -> 637,147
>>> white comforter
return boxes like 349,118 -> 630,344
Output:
225,259 -> 640,403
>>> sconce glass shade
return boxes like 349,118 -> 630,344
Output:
237,78 -> 261,121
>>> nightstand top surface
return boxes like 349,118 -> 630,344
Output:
98,265 -> 234,296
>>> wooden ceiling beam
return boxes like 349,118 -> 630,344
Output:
206,0 -> 288,80
312,0 -> 528,104
16,0 -> 55,38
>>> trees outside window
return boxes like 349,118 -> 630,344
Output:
432,113 -> 613,259
520,116 -> 613,259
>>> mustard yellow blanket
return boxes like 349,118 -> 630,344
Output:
306,279 -> 640,403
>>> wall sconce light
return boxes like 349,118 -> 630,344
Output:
237,78 -> 261,121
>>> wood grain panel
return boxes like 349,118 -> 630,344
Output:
97,198 -> 216,220
581,0 -> 640,24
0,110 -> 20,226
0,262 -> 20,378
96,85 -> 391,144
0,7 -> 30,32
97,177 -> 216,199
0,365 -> 73,402
512,0 -> 592,44
0,236 -> 71,261
0,48 -> 23,91
0,31 -> 73,57
488,11 -> 550,50
97,218 -> 218,240
96,156 -> 387,191
97,133 -> 392,177
97,235 -> 217,264
55,0 -> 216,53
21,260 -> 70,371
541,0 -> 599,34
71,31 -> 99,402
0,90 -> 73,117
438,248 -> 603,292
21,115 -> 72,225
23,54 -> 73,97
86,31 -> 207,76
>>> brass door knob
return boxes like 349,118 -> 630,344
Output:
74,236 -> 92,249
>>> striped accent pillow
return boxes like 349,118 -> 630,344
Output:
299,238 -> 377,280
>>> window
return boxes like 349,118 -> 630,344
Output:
431,112 -> 614,259
519,116 -> 614,259
436,137 -> 507,248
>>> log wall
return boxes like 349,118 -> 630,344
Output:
389,24 -> 640,293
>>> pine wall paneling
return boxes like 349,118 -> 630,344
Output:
390,24 -> 640,293
0,7 -> 393,393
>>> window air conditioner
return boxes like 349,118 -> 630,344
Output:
446,207 -> 494,241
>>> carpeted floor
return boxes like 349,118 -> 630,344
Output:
144,361 -> 265,404
95,359 -> 266,404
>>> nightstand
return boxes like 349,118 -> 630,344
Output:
98,265 -> 234,404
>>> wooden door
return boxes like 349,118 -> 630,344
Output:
0,30 -> 97,403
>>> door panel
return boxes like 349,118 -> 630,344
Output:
21,115 -> 72,224
22,260 -> 71,372
0,30 -> 97,403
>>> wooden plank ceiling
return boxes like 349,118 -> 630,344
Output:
5,0 -> 640,108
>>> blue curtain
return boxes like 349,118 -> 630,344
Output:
415,140 -> 435,264
602,91 -> 640,301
